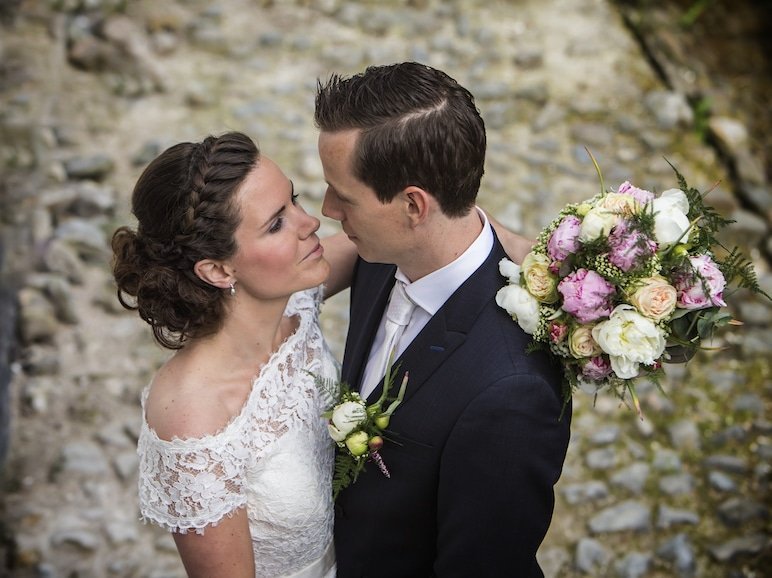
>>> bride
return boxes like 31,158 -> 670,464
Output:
112,131 -> 355,577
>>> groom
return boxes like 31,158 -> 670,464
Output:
315,62 -> 571,577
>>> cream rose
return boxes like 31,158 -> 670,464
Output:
592,305 -> 667,379
579,206 -> 619,242
599,193 -> 639,215
522,252 -> 558,303
496,284 -> 540,335
568,325 -> 602,358
630,276 -> 677,321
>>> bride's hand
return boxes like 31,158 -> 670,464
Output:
483,209 -> 534,265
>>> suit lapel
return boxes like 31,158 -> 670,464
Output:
342,261 -> 397,391
367,237 -> 509,405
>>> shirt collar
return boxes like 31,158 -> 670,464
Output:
396,207 -> 493,315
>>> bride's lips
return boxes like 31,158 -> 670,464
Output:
302,242 -> 324,261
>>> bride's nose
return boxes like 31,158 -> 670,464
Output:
298,207 -> 320,239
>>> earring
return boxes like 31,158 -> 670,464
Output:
229,282 -> 236,296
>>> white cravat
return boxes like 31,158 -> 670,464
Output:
360,279 -> 416,399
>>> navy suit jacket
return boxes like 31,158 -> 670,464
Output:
334,235 -> 571,578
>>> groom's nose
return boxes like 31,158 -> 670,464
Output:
321,187 -> 343,221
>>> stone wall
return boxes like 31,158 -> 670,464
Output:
0,1 -> 769,576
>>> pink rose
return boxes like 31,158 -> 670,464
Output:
549,321 -> 568,343
557,268 -> 616,323
607,220 -> 657,272
547,215 -> 582,262
617,181 -> 655,205
582,356 -> 612,381
675,254 -> 727,309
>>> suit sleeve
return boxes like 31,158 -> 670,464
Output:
434,372 -> 570,577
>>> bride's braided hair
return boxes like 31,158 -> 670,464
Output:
111,132 -> 258,349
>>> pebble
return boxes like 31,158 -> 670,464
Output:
656,533 -> 696,576
575,537 -> 611,573
588,501 -> 651,534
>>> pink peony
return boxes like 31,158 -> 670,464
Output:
607,220 -> 657,272
582,356 -> 613,381
557,268 -> 616,323
547,215 -> 582,262
617,181 -> 655,205
675,254 -> 727,310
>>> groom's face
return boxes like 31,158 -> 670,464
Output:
318,129 -> 407,264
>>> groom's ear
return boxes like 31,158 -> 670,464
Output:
403,186 -> 431,226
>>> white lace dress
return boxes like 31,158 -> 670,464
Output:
137,287 -> 338,578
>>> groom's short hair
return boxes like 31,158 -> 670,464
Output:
314,62 -> 486,218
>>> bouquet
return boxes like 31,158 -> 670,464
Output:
496,154 -> 768,416
314,361 -> 409,499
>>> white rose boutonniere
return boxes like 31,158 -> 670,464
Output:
313,359 -> 409,500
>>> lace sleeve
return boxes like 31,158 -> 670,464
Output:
137,431 -> 250,535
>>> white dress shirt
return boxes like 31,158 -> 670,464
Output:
359,207 -> 494,398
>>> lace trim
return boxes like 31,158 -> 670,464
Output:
137,286 -> 328,534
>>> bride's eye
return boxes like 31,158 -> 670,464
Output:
291,192 -> 299,205
269,216 -> 284,234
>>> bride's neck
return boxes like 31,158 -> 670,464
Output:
182,295 -> 291,375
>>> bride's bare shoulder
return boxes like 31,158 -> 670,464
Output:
144,353 -> 234,442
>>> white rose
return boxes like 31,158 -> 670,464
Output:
498,258 -> 522,284
579,206 -> 619,242
651,188 -> 691,247
328,400 -> 366,441
591,305 -> 667,379
496,284 -> 540,335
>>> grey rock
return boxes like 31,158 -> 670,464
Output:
585,447 -> 617,470
733,393 -> 764,415
18,287 -> 58,344
657,505 -> 699,528
656,533 -> 696,577
667,420 -> 700,450
703,454 -> 749,474
63,154 -> 115,180
737,301 -> 772,327
561,481 -> 609,505
575,537 -> 611,573
42,239 -> 85,285
104,519 -> 139,545
652,449 -> 682,472
659,473 -> 694,496
589,425 -> 620,446
61,441 -> 110,475
54,219 -> 108,261
21,344 -> 60,376
513,47 -> 544,69
610,462 -> 650,495
709,533 -> 768,562
51,527 -> 101,551
708,470 -> 738,493
532,102 -> 566,132
708,424 -> 748,447
112,450 -> 139,481
708,116 -> 748,156
644,90 -> 694,129
588,501 -> 650,534
614,552 -> 651,578
570,123 -> 614,148
717,497 -> 768,527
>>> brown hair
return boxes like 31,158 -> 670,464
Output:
111,132 -> 258,349
314,62 -> 486,217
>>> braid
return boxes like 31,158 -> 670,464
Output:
112,131 -> 259,349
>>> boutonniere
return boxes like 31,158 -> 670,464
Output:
313,360 -> 409,500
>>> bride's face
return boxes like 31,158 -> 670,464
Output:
227,157 -> 330,300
